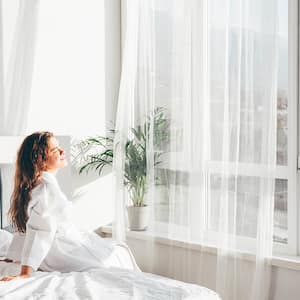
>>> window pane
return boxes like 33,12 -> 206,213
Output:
154,169 -> 189,226
208,174 -> 260,238
274,179 -> 288,243
276,0 -> 288,166
208,174 -> 288,243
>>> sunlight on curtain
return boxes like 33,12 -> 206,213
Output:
209,1 -> 278,299
113,0 -> 278,299
0,0 -> 39,135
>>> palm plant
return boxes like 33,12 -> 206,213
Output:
75,107 -> 170,207
77,135 -> 114,175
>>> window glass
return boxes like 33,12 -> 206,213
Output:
152,0 -> 289,246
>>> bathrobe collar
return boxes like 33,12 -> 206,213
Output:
41,171 -> 58,185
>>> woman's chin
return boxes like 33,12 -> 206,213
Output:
61,160 -> 68,168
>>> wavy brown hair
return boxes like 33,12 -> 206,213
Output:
8,131 -> 53,233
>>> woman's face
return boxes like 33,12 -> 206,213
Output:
44,137 -> 67,172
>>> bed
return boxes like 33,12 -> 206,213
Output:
0,262 -> 220,300
0,230 -> 221,300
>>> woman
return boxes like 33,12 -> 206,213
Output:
0,131 -> 139,281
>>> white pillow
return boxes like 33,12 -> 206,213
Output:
0,230 -> 13,257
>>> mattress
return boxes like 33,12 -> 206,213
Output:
0,262 -> 221,300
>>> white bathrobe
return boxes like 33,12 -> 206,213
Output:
6,172 -> 139,272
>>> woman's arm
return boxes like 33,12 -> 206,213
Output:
0,265 -> 33,281
21,184 -> 57,272
0,185 -> 57,282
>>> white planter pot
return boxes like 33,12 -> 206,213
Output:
127,205 -> 149,231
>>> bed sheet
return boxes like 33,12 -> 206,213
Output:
0,262 -> 221,300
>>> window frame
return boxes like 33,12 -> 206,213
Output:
288,0 -> 298,256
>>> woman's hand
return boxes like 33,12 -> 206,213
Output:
0,265 -> 33,282
0,274 -> 30,281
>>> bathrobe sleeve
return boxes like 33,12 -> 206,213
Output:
21,183 -> 57,271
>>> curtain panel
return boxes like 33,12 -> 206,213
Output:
113,1 -> 278,299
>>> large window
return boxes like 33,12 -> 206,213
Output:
209,0 -> 290,249
150,0 -> 296,256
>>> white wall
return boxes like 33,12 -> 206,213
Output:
71,168 -> 114,231
70,0 -> 121,231
270,266 -> 300,300
125,236 -> 300,300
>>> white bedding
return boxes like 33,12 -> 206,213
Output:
0,262 -> 221,300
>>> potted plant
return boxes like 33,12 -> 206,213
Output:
74,107 -> 170,231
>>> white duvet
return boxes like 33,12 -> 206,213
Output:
0,262 -> 221,300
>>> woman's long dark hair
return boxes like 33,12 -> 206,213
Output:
8,131 -> 53,233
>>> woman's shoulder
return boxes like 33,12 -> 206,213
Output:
29,180 -> 56,213
31,181 -> 47,198
29,172 -> 66,214
31,173 -> 58,195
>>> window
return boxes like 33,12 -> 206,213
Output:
149,0 -> 296,256
208,0 -> 290,251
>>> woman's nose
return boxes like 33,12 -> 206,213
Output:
59,148 -> 64,154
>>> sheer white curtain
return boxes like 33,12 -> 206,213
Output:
210,0 -> 278,299
0,0 -> 39,135
0,0 -> 40,228
114,0 -> 278,299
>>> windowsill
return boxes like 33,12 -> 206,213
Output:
97,225 -> 300,272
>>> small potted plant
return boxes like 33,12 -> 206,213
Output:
74,107 -> 170,231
